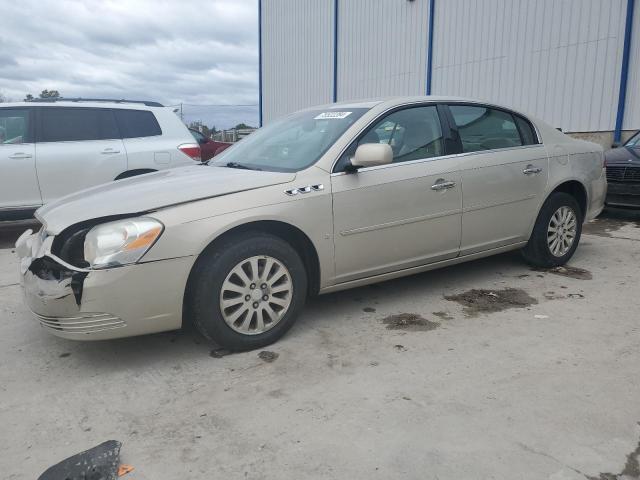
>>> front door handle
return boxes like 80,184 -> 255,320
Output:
431,179 -> 456,191
523,165 -> 542,175
101,148 -> 120,154
8,152 -> 32,159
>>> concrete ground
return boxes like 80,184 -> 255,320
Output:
1,211 -> 639,480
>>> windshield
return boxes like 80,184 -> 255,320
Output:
625,131 -> 640,147
211,107 -> 370,172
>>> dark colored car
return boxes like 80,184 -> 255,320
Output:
605,131 -> 640,208
189,129 -> 232,161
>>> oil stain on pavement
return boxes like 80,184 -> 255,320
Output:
382,313 -> 440,332
535,265 -> 593,280
444,288 -> 537,317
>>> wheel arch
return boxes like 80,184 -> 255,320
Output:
547,179 -> 588,220
185,220 -> 321,303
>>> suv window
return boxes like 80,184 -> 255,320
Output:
0,109 -> 30,144
39,107 -> 119,142
449,105 -> 523,153
115,109 -> 162,138
334,105 -> 445,171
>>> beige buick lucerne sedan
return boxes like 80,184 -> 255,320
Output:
16,97 -> 606,350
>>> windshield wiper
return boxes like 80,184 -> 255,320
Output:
224,161 -> 261,171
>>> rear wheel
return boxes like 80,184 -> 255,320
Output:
188,233 -> 307,351
521,192 -> 582,267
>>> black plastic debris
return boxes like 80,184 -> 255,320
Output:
38,440 -> 121,480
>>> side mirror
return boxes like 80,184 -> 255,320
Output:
348,143 -> 393,171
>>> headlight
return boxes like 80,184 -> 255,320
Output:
84,217 -> 163,269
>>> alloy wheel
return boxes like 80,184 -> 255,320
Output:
547,206 -> 577,257
219,255 -> 293,335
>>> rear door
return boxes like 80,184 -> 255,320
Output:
331,104 -> 462,284
35,107 -> 127,203
0,107 -> 41,210
446,104 -> 548,255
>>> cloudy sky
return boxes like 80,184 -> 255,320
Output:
0,0 -> 259,129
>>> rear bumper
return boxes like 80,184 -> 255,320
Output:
605,182 -> 640,208
16,230 -> 194,340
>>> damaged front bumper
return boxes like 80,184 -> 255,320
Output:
15,228 -> 193,340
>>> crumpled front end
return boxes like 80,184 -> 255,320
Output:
15,227 -> 192,340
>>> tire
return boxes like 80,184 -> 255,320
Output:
521,192 -> 582,268
187,233 -> 307,351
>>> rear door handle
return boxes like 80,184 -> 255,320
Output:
8,152 -> 32,159
523,165 -> 542,175
101,148 -> 120,154
431,180 -> 457,191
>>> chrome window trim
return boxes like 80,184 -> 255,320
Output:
329,143 -> 545,177
329,100 -> 543,174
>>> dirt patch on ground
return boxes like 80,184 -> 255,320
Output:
382,313 -> 440,332
535,265 -> 592,280
432,311 -> 454,320
363,307 -> 376,313
444,288 -> 537,317
258,351 -> 279,363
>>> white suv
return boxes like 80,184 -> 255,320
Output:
0,99 -> 200,221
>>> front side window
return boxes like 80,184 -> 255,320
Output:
115,109 -> 162,138
450,105 -> 523,153
334,105 -> 445,172
0,109 -> 30,144
39,108 -> 119,142
625,131 -> 640,147
211,108 -> 370,172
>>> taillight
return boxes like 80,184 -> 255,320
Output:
178,143 -> 202,162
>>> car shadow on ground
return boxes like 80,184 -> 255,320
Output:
50,249 -> 528,371
8,206 -> 638,367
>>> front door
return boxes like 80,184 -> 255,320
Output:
35,107 -> 127,203
0,108 -> 41,211
331,105 -> 462,284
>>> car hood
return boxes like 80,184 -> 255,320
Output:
36,165 -> 296,234
604,146 -> 640,166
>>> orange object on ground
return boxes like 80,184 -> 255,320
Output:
118,464 -> 135,476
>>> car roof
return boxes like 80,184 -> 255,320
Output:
0,101 -> 163,110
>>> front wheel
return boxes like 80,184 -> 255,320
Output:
187,233 -> 307,351
521,192 -> 582,268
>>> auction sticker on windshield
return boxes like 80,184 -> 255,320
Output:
314,111 -> 352,120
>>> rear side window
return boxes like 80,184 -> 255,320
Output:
39,108 -> 119,142
449,105 -> 522,153
115,109 -> 162,138
514,115 -> 538,145
0,109 -> 31,144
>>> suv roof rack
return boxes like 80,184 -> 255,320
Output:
26,98 -> 164,107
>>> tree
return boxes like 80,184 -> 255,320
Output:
233,123 -> 254,130
0,91 -> 7,103
24,90 -> 61,101
39,89 -> 60,99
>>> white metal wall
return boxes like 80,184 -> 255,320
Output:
261,0 -> 334,124
623,0 -> 640,129
431,0 -> 628,132
261,0 -> 639,132
336,0 -> 429,101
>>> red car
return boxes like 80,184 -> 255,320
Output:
189,129 -> 232,161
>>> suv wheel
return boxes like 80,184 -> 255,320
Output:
188,233 -> 307,351
521,192 -> 582,268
